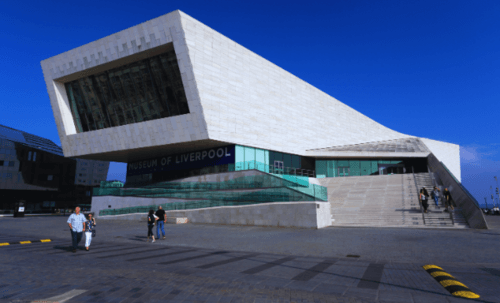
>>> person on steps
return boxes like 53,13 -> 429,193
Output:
432,186 -> 441,208
420,188 -> 429,213
443,188 -> 454,212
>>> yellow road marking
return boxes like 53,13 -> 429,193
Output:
452,291 -> 480,299
440,280 -> 466,288
430,271 -> 455,278
0,243 -> 9,246
423,265 -> 443,270
40,239 -> 51,242
19,241 -> 31,244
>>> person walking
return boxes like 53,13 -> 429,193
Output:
420,188 -> 429,213
84,213 -> 96,251
67,207 -> 87,253
443,188 -> 454,212
147,209 -> 158,243
155,206 -> 167,240
432,186 -> 441,208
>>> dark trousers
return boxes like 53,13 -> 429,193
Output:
148,224 -> 154,237
422,201 -> 428,212
71,230 -> 83,250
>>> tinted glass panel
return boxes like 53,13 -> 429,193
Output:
65,49 -> 190,133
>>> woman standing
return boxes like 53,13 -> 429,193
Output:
420,188 -> 429,213
84,213 -> 96,251
147,209 -> 158,243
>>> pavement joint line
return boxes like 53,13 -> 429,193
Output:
423,264 -> 481,299
126,248 -> 198,262
48,243 -> 128,254
71,245 -> 146,256
0,239 -> 51,246
97,246 -> 173,259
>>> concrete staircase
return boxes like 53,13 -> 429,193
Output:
317,174 -> 425,227
414,173 -> 469,228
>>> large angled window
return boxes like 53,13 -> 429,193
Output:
64,49 -> 190,133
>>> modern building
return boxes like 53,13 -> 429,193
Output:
40,10 -> 486,229
0,124 -> 110,214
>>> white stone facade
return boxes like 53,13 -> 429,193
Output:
95,199 -> 331,229
40,10 -> 460,179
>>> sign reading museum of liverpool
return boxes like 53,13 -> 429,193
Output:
127,145 -> 235,176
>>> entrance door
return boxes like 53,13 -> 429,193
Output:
274,161 -> 284,174
338,167 -> 350,177
378,165 -> 388,175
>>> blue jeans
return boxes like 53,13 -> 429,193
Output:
157,220 -> 165,238
71,230 -> 82,250
434,196 -> 439,207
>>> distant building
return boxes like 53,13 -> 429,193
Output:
0,124 -> 109,214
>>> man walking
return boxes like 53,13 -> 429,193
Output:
155,206 -> 166,240
431,186 -> 441,208
67,207 -> 87,253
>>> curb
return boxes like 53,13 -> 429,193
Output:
423,264 -> 480,299
0,239 -> 52,246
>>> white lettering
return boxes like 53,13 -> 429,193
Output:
216,148 -> 224,158
167,157 -> 172,165
161,158 -> 167,166
196,152 -> 201,161
151,159 -> 157,167
202,151 -> 207,159
176,156 -> 180,164
225,147 -> 231,157
208,150 -> 215,159
190,153 -> 195,162
183,154 -> 189,162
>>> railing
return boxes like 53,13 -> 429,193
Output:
229,161 -> 316,178
412,166 -> 425,225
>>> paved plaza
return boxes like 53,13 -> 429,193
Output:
0,216 -> 499,303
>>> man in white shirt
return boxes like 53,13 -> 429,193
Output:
67,207 -> 87,253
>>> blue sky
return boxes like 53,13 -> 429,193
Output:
1,0 -> 499,206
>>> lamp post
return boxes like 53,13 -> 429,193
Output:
495,176 -> 500,209
484,197 -> 488,212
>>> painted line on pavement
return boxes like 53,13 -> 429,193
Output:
423,264 -> 480,299
0,239 -> 51,246
32,289 -> 87,303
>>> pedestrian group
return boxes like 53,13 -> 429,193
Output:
66,206 -> 96,252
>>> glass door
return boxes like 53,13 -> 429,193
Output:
338,167 -> 350,177
274,161 -> 284,174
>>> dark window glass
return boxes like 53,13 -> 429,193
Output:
8,161 -> 14,167
0,160 -> 3,166
65,49 -> 190,133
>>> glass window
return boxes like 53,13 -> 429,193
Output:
47,175 -> 53,181
28,151 -> 32,161
8,161 -> 14,167
33,152 -> 36,161
64,48 -> 190,133
0,160 -> 3,166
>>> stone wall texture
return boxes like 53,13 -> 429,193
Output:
97,200 -> 331,229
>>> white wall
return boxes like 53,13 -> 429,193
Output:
97,200 -> 331,229
420,138 -> 461,181
41,11 -> 208,159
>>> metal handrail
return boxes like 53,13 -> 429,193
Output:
412,166 -> 425,225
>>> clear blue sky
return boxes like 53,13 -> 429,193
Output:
1,0 -> 499,206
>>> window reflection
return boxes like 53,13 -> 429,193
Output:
65,49 -> 190,133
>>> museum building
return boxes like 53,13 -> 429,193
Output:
40,10 -> 485,229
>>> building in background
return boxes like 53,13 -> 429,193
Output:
0,124 -> 109,214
